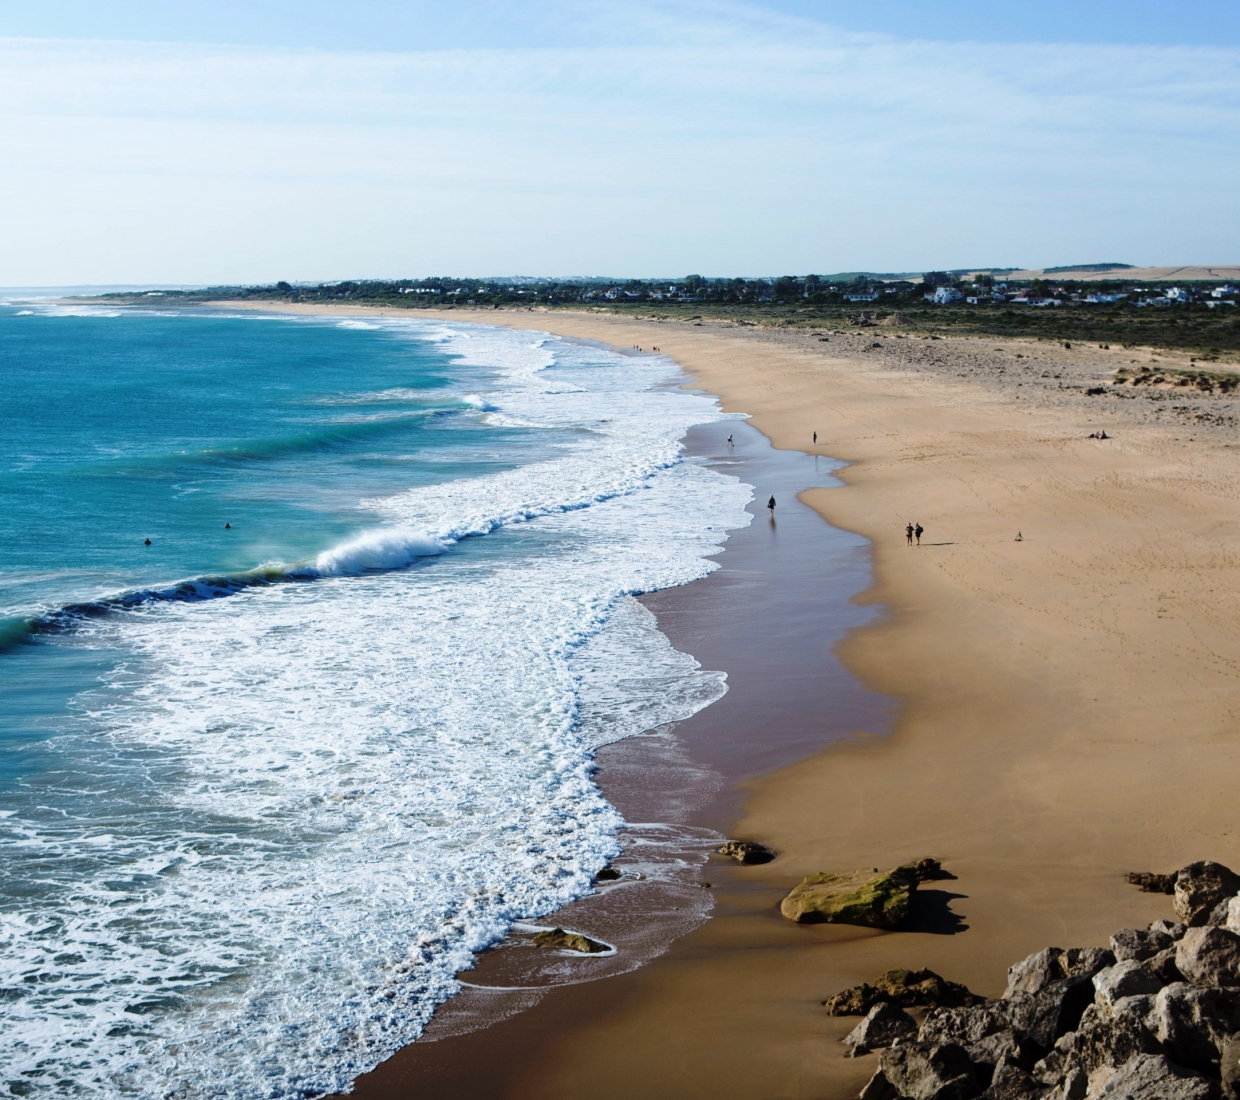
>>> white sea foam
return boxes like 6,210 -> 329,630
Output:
0,320 -> 752,1098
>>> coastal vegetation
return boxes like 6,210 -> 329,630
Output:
102,272 -> 1240,359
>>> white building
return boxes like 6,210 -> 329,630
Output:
933,287 -> 963,304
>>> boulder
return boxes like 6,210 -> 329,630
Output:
859,1069 -> 899,1100
922,1003 -> 1016,1046
1151,982 -> 1240,1074
1176,862 -> 1240,927
979,1064 -> 1046,1099
1093,959 -> 1172,1007
782,865 -> 917,927
1154,918 -> 1190,941
1093,1053 -> 1220,1099
1221,1032 -> 1240,1100
1227,898 -> 1240,935
1004,947 -> 1115,998
878,1041 -> 982,1100
594,866 -> 622,881
1177,927 -> 1240,987
1068,999 -> 1163,1078
530,928 -> 609,953
716,840 -> 775,865
845,1002 -> 919,1055
1005,977 -> 1097,1048
1112,925 -> 1178,962
1128,871 -> 1177,894
825,968 -> 984,1016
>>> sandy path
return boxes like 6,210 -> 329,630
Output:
216,301 -> 1240,1098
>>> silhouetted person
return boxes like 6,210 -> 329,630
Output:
727,434 -> 733,446
914,523 -> 923,546
768,495 -> 776,511
144,538 -> 151,545
224,522 -> 231,529
813,431 -> 817,444
906,522 -> 914,545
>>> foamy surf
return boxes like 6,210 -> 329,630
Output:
0,313 -> 752,1099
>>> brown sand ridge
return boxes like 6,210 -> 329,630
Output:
216,302 -> 1240,1098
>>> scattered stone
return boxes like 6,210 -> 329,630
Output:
845,1002 -> 919,1055
1177,927 -> 1240,987
1093,1053 -> 1220,1098
1128,871 -> 1177,894
1112,925 -> 1177,962
716,840 -> 775,865
878,1040 -> 981,1100
825,968 -> 985,1016
1176,862 -> 1240,927
782,865 -> 918,927
530,928 -> 609,954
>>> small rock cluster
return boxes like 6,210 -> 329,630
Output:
834,861 -> 1240,1099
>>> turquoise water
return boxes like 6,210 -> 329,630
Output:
0,303 -> 751,1098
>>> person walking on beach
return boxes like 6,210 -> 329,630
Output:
768,495 -> 776,511
727,434 -> 733,446
914,523 -> 924,546
905,522 -> 914,546
813,431 -> 817,445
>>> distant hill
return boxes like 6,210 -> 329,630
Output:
1008,265 -> 1240,282
1043,263 -> 1135,274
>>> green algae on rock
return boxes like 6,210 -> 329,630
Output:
780,862 -> 930,927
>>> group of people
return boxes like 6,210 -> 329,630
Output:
905,522 -> 924,546
1088,430 -> 1110,439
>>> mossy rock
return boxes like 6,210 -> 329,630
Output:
823,968 -> 984,1015
780,865 -> 918,928
531,927 -> 609,954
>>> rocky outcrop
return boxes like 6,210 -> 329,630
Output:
1128,871 -> 1177,894
782,858 -> 944,927
825,969 -> 985,1016
716,840 -> 775,865
845,1002 -> 919,1056
847,861 -> 1240,1100
530,927 -> 609,953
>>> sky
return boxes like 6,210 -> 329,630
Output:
1,0 -> 1237,285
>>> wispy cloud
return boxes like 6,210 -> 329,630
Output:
1,2 -> 1237,282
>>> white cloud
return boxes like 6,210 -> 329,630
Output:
1,4 -> 1237,282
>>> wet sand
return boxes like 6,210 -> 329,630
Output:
341,417 -> 892,1099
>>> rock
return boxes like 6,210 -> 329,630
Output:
1176,862 -> 1240,927
1177,927 -> 1240,987
1093,954 -> 1180,1008
1069,999 -> 1163,1078
1226,898 -> 1240,935
1112,925 -> 1177,962
845,1001 -> 919,1055
594,866 -> 622,881
1128,871 -> 1177,894
979,1064 -> 1046,1099
1005,977 -> 1097,1048
878,1041 -> 982,1100
1151,982 -> 1240,1074
716,840 -> 775,865
1154,918 -> 1190,941
825,969 -> 985,1016
859,1069 -> 899,1100
530,927 -> 609,953
922,1003 -> 1016,1046
1221,1033 -> 1240,1100
968,1032 -> 1044,1075
1004,947 -> 1115,999
781,865 -> 917,927
1093,1053 -> 1220,1098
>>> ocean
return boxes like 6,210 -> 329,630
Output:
0,303 -> 753,1097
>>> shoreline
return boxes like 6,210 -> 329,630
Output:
211,301 -> 1240,1098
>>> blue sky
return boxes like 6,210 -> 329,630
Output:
1,1 -> 1237,284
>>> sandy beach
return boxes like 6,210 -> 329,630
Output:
216,301 -> 1240,1098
